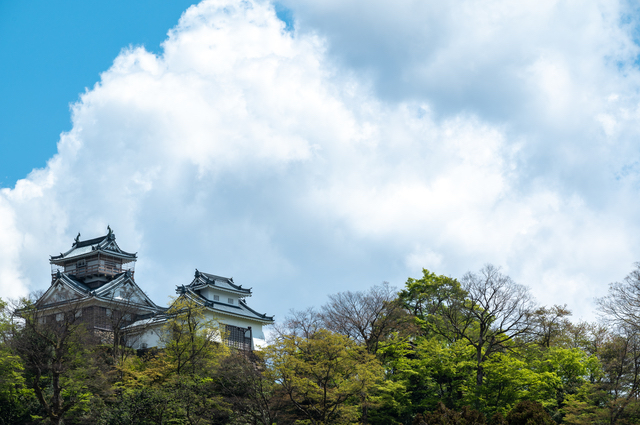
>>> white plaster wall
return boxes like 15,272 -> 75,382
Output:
126,314 -> 270,350
204,311 -> 268,348
128,325 -> 163,349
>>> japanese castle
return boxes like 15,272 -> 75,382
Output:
38,228 -> 274,350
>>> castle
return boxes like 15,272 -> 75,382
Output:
37,228 -> 274,350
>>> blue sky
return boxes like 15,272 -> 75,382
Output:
0,1 -> 195,187
2,0 -> 640,323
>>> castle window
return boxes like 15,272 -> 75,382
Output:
77,259 -> 86,268
106,308 -> 112,318
56,313 -> 63,322
213,295 -> 219,301
225,325 -> 251,350
228,298 -> 233,304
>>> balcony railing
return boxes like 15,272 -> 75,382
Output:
51,263 -> 135,280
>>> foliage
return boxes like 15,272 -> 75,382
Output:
161,296 -> 228,376
10,298 -> 110,425
413,402 -> 486,425
8,263 -> 640,424
0,298 -> 39,424
264,328 -> 384,424
321,282 -> 409,355
504,400 -> 554,425
212,351 -> 281,425
398,268 -> 465,338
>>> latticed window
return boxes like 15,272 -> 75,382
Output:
224,324 -> 252,350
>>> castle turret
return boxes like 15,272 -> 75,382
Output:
49,227 -> 137,289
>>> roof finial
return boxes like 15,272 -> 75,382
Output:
195,269 -> 201,278
107,224 -> 112,235
74,232 -> 81,245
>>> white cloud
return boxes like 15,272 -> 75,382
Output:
1,0 -> 640,321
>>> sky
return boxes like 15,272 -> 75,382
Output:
1,0 -> 640,323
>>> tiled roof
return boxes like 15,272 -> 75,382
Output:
50,231 -> 137,263
177,286 -> 274,323
187,269 -> 252,295
38,271 -> 165,314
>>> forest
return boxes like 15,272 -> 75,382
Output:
1,263 -> 640,424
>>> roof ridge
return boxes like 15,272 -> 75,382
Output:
197,270 -> 251,293
74,234 -> 108,248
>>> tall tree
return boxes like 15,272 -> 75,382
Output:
161,296 -> 227,376
530,304 -> 572,349
265,328 -> 384,425
10,298 -> 109,425
321,282 -> 407,354
398,269 -> 465,338
103,286 -> 152,368
213,352 -> 282,425
401,266 -> 535,389
598,263 -> 640,331
0,298 -> 37,424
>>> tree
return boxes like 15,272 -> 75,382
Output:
161,296 -> 227,376
505,400 -> 554,425
264,328 -> 384,425
213,351 -> 282,425
320,282 -> 408,355
402,266 -> 535,390
0,298 -> 38,424
398,269 -> 465,339
560,325 -> 640,425
275,307 -> 324,340
530,305 -> 572,349
10,297 -> 109,425
103,285 -> 152,368
112,297 -> 231,424
413,402 -> 486,425
597,263 -> 640,331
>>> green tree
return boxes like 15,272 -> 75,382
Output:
212,351 -> 281,425
161,296 -> 228,376
559,326 -> 640,425
265,328 -> 384,425
0,298 -> 38,424
10,298 -> 110,425
109,297 -> 231,424
399,269 -> 465,339
400,267 -> 534,393
413,402 -> 486,425
529,305 -> 572,349
505,400 -> 554,425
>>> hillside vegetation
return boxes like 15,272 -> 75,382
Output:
2,264 -> 640,424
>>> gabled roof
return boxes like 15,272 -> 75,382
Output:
176,285 -> 274,324
37,273 -> 90,307
185,269 -> 252,296
50,230 -> 137,264
91,272 -> 165,311
37,271 -> 165,313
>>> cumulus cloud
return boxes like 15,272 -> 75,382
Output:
1,0 -> 639,320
